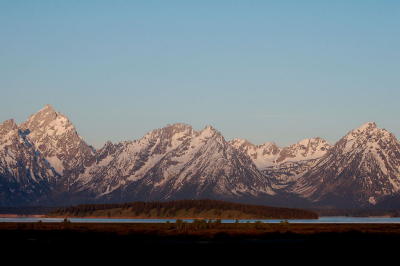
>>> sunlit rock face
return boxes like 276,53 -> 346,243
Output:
20,104 -> 95,182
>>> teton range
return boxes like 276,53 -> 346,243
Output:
1,105 -> 399,209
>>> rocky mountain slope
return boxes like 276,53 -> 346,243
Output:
229,137 -> 330,169
0,119 -> 58,206
290,122 -> 400,207
1,106 -> 399,208
19,105 -> 95,186
77,124 -> 274,202
230,137 -> 331,190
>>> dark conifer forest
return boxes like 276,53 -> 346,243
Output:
50,199 -> 318,219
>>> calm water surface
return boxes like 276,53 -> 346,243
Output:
1,217 -> 400,223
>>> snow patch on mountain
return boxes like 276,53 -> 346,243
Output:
230,137 -> 331,170
46,156 -> 64,174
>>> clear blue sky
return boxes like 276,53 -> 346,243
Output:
1,1 -> 399,148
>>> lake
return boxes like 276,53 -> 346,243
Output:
1,216 -> 400,223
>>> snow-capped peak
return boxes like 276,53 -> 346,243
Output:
230,138 -> 256,149
355,122 -> 377,132
39,104 -> 56,112
21,104 -> 74,137
341,122 -> 394,153
165,123 -> 193,131
199,125 -> 220,139
345,122 -> 388,141
297,137 -> 325,147
294,137 -> 330,155
274,137 -> 330,164
230,136 -> 330,170
17,105 -> 95,177
229,139 -> 279,154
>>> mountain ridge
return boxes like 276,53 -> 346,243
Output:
1,105 -> 399,208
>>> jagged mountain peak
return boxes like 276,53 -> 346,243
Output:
21,105 -> 74,136
229,138 -> 255,149
31,104 -> 58,119
40,104 -> 56,112
16,106 -> 95,177
345,122 -> 389,140
291,123 -> 400,206
335,122 -> 399,163
144,123 -> 193,138
229,139 -> 279,169
340,122 -> 395,154
230,136 -> 330,170
0,119 -> 18,135
259,141 -> 279,149
165,123 -> 193,131
0,115 -> 59,205
355,121 -> 378,131
296,137 -> 328,146
0,119 -> 17,128
140,123 -> 224,145
274,137 -> 330,164
230,138 -> 278,149
203,124 -> 216,131
19,105 -> 78,145
199,125 -> 222,139
285,137 -> 330,157
97,140 -> 118,155
0,120 -> 20,149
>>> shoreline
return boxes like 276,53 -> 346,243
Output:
45,215 -> 307,220
0,214 -> 395,220
0,214 -> 316,220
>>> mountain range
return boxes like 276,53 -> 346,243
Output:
1,105 -> 399,209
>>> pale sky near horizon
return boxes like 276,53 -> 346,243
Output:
1,1 -> 399,148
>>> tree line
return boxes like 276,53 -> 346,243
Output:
51,199 -> 318,219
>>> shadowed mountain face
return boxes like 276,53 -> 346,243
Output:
0,119 -> 58,206
1,106 -> 400,208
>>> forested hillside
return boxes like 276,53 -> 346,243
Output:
50,199 -> 318,219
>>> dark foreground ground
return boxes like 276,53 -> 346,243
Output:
1,222 -> 399,262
